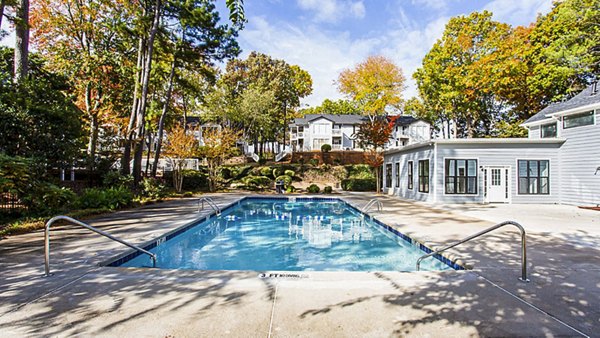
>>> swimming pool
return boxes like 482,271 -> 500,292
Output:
109,197 -> 461,272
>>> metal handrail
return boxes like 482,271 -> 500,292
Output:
416,220 -> 529,282
198,197 -> 221,215
44,216 -> 156,277
362,199 -> 383,213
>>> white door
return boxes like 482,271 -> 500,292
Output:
487,168 -> 509,203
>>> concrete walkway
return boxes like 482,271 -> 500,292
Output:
0,193 -> 598,337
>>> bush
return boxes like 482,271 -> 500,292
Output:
321,144 -> 331,152
243,175 -> 271,190
220,167 -> 232,180
102,171 -> 133,188
76,187 -> 134,210
259,166 -> 273,177
25,183 -> 76,214
183,191 -> 193,197
286,185 -> 296,193
276,175 -> 292,187
272,167 -> 283,178
323,186 -> 333,194
341,178 -> 377,191
258,157 -> 267,165
140,177 -> 167,200
308,158 -> 319,166
164,170 -> 209,191
307,184 -> 320,193
346,164 -> 374,179
284,169 -> 295,177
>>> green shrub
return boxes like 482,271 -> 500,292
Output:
102,171 -> 133,188
220,167 -> 232,180
259,166 -> 272,177
323,186 -> 333,194
183,191 -> 193,197
341,178 -> 377,191
333,158 -> 342,166
321,144 -> 331,152
307,184 -> 320,193
140,177 -> 167,200
308,158 -> 319,166
258,157 -> 267,165
164,170 -> 208,191
286,185 -> 296,193
346,164 -> 374,179
284,169 -> 295,177
243,175 -> 271,190
25,183 -> 76,214
276,175 -> 292,187
272,167 -> 282,177
76,187 -> 133,210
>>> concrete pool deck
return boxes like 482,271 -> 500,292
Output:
0,193 -> 598,337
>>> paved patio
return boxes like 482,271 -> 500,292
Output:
0,193 -> 598,337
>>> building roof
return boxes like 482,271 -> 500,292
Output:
392,115 -> 422,126
384,138 -> 566,156
524,82 -> 600,125
291,114 -> 366,126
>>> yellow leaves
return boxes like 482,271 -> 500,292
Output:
337,55 -> 405,116
164,123 -> 199,160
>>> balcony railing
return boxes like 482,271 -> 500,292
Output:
332,144 -> 342,150
332,129 -> 342,136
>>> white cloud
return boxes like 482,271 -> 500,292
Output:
411,0 -> 449,11
297,0 -> 366,23
484,0 -> 553,26
240,16 -> 379,106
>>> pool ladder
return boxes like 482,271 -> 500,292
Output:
198,197 -> 221,216
362,199 -> 383,213
416,220 -> 529,283
43,216 -> 157,277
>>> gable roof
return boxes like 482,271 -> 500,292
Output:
391,115 -> 423,126
524,82 -> 600,125
291,114 -> 365,126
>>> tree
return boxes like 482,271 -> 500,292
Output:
337,55 -> 405,119
220,52 -> 312,153
31,0 -> 136,172
414,11 -> 512,138
353,118 -> 392,193
300,98 -> 359,116
198,126 -> 241,192
13,0 -> 29,82
0,47 -> 83,168
163,123 -> 198,192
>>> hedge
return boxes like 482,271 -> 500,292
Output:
341,178 -> 377,191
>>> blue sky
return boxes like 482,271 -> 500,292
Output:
0,0 -> 554,107
217,0 -> 554,107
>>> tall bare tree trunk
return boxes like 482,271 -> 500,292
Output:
152,57 -> 176,177
132,0 -> 162,185
122,35 -> 146,175
13,0 -> 29,83
0,0 -> 6,29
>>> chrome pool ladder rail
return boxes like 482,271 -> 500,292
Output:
415,220 -> 529,283
362,199 -> 383,213
44,215 -> 157,277
198,197 -> 221,216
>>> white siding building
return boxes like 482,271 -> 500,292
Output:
289,114 -> 430,152
383,83 -> 600,206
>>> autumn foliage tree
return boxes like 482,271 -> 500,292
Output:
354,118 -> 393,193
163,123 -> 198,192
337,55 -> 405,119
198,126 -> 241,192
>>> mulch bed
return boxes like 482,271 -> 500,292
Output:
578,206 -> 600,211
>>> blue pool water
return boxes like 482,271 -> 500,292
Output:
114,198 -> 456,272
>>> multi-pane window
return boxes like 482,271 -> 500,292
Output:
518,160 -> 549,194
395,163 -> 400,188
563,111 -> 594,129
445,159 -> 477,194
407,161 -> 413,190
385,163 -> 392,188
541,123 -> 557,138
418,160 -> 429,193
